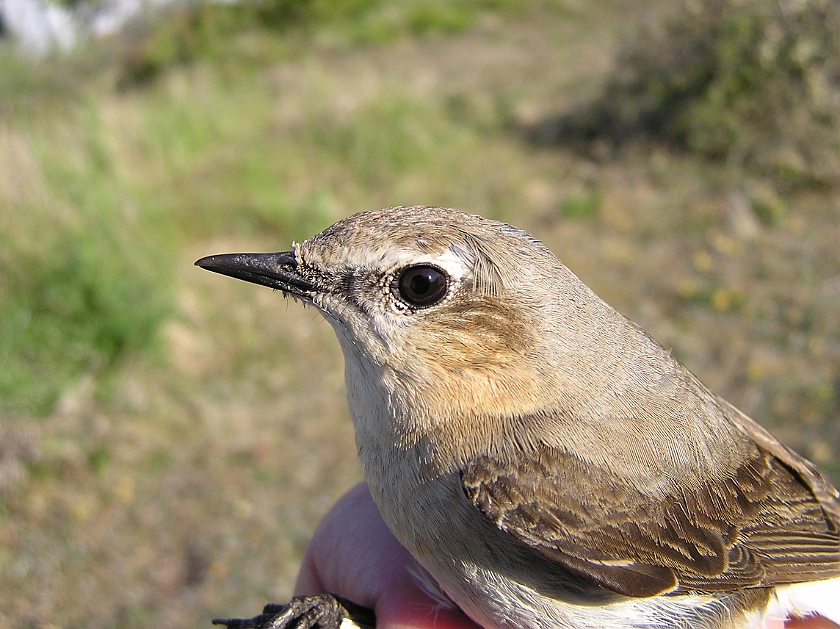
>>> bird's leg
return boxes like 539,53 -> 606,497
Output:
212,594 -> 376,629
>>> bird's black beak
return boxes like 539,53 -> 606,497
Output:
195,251 -> 316,294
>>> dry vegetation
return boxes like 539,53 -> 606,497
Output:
0,1 -> 838,628
535,0 -> 840,188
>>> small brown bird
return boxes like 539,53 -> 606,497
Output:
197,206 -> 840,629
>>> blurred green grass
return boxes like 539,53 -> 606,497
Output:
0,1 -> 838,627
0,0 -> 521,418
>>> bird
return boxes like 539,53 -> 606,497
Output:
196,206 -> 840,629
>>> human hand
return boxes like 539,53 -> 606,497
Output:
293,482 -> 479,629
295,483 -> 837,629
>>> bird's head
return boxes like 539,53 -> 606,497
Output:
197,205 -> 674,467
197,207 -> 591,422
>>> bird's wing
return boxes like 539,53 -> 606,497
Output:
461,443 -> 840,598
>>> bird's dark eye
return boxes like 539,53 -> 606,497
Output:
396,265 -> 448,308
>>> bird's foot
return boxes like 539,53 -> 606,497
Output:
212,594 -> 376,629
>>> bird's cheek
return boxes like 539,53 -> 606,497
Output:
400,360 -> 544,424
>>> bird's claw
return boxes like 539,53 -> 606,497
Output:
212,594 -> 376,629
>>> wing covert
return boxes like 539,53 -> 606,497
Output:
461,444 -> 840,598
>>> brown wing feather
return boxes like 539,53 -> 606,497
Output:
462,444 -> 840,598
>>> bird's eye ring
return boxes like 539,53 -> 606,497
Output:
394,265 -> 448,308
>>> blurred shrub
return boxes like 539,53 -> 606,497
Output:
534,0 -> 840,188
119,0 -> 511,86
118,1 -> 300,86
